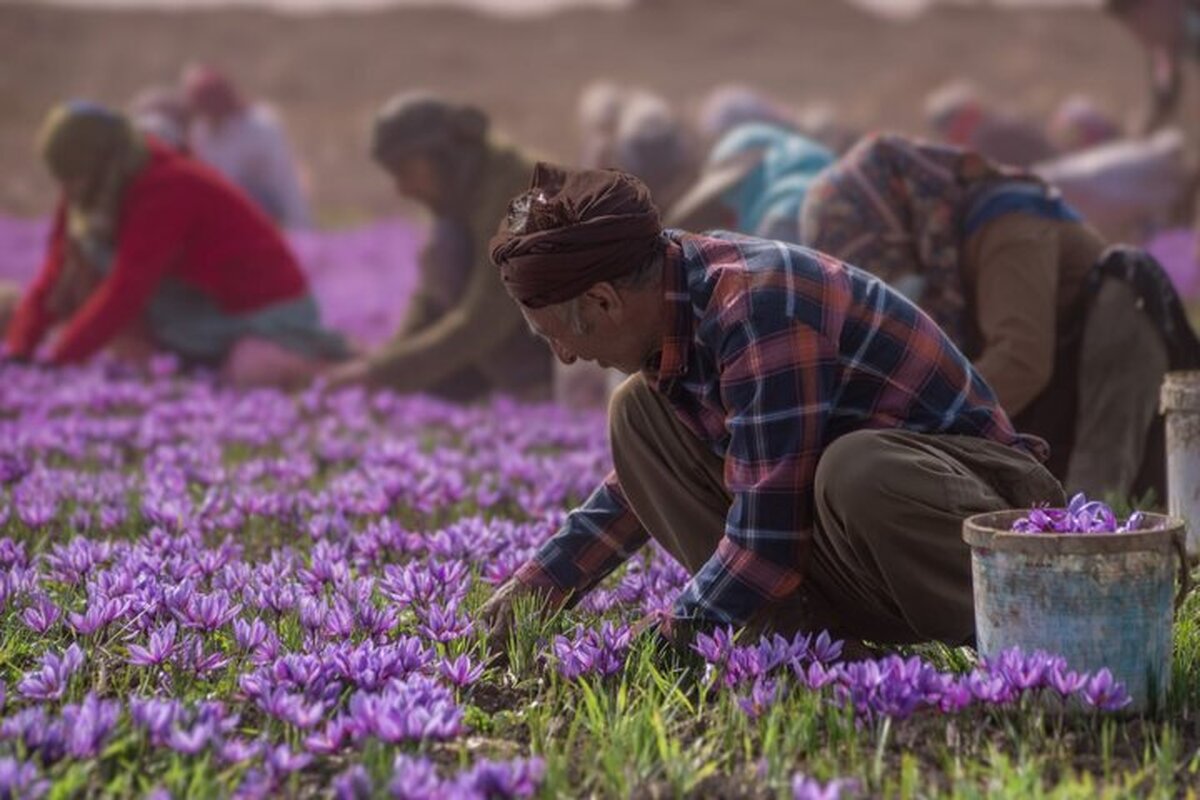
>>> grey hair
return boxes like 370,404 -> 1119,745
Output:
541,242 -> 664,335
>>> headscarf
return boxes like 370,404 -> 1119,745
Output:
713,123 -> 834,239
129,86 -> 191,150
611,91 -> 693,205
39,101 -> 149,254
489,163 -> 662,308
182,65 -> 245,120
1048,94 -> 1121,153
370,92 -> 489,214
925,81 -> 986,147
371,92 -> 488,168
800,133 -> 1041,346
577,80 -> 626,169
38,102 -> 150,317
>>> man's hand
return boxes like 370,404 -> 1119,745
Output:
478,578 -> 539,659
324,357 -> 372,389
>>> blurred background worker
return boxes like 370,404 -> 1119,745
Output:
326,93 -> 553,401
4,102 -> 345,387
183,64 -> 313,229
802,133 -> 1200,502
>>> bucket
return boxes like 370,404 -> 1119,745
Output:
964,511 -> 1189,713
1162,371 -> 1200,558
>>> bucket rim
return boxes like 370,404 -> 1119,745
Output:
963,510 -> 1184,555
1161,369 -> 1200,410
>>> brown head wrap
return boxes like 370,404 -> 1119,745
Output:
489,162 -> 663,308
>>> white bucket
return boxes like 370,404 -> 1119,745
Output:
1161,370 -> 1200,557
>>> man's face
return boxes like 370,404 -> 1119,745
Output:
523,293 -> 651,375
387,155 -> 443,209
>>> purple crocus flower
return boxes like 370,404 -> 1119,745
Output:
416,599 -> 474,643
67,595 -> 129,636
61,692 -> 121,759
737,677 -> 780,720
1012,493 -> 1153,535
438,655 -> 484,688
388,754 -> 443,800
218,737 -> 264,765
460,757 -> 547,799
180,590 -> 242,632
1048,666 -> 1088,698
20,595 -> 60,635
166,721 -> 215,756
333,765 -> 373,800
791,773 -> 859,800
1081,668 -> 1133,712
265,744 -> 312,776
17,643 -> 84,701
0,757 -> 48,800
233,617 -> 270,651
129,697 -> 183,746
127,622 -> 178,667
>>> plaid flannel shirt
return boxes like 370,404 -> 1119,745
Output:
515,230 -> 1044,629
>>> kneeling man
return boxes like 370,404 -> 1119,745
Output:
482,164 -> 1063,649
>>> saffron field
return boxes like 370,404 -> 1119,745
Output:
2,215 -> 1200,797
1,359 -> 1199,799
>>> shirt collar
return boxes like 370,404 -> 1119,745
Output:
646,235 -> 694,389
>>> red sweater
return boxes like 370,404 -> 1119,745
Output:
6,140 -> 308,363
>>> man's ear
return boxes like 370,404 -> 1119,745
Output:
583,282 -> 624,322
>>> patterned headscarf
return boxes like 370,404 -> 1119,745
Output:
713,123 -> 834,239
800,133 -> 1036,346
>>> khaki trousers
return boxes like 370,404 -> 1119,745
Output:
610,375 -> 1064,646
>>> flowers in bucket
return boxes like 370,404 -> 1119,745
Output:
1011,494 -> 1150,535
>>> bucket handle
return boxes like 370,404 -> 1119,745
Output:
1173,528 -> 1193,613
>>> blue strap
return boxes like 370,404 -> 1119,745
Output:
962,182 -> 1082,238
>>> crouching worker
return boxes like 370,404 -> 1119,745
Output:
479,163 -> 1063,651
3,102 -> 347,386
801,133 -> 1200,501
326,93 -> 553,400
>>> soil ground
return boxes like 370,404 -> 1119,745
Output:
1,0 -> 1193,223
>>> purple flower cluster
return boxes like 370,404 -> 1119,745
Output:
383,754 -> 545,800
550,622 -> 633,679
692,629 -> 1132,720
1012,493 -> 1149,534
0,355 -> 1146,795
792,773 -> 860,800
329,755 -> 545,800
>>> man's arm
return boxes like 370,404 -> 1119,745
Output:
513,472 -> 650,606
967,214 -> 1060,417
364,234 -> 526,391
481,472 -> 649,653
49,187 -> 188,364
670,310 -> 837,631
5,207 -> 68,358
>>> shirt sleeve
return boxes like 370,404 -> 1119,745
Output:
5,205 -> 68,357
513,472 -> 650,606
671,303 -> 837,628
49,186 -> 191,364
967,213 -> 1059,417
364,224 -> 526,391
